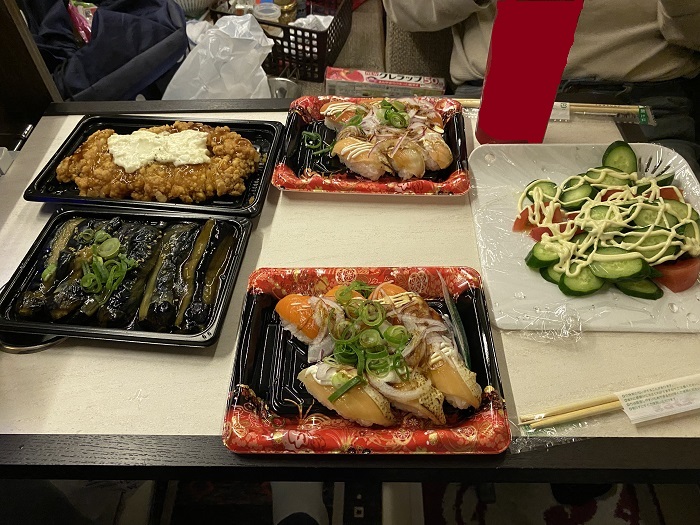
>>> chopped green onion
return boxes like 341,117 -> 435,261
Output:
96,237 -> 121,259
334,342 -> 358,365
392,100 -> 405,111
80,272 -> 102,293
328,375 -> 363,403
301,131 -> 323,149
358,328 -> 382,348
94,230 -> 110,244
78,229 -> 95,243
393,354 -> 410,381
331,370 -> 351,389
334,285 -> 354,305
388,111 -> 409,128
345,299 -> 364,320
312,140 -> 335,156
360,301 -> 385,327
332,320 -> 359,342
41,264 -> 57,284
345,114 -> 363,127
384,325 -> 409,346
356,348 -> 365,378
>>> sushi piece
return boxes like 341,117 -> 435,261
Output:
384,140 -> 426,181
367,371 -> 446,425
331,137 -> 392,181
320,101 -> 368,132
419,132 -> 453,171
298,363 -> 396,427
370,282 -> 482,410
425,333 -> 482,410
275,294 -> 344,362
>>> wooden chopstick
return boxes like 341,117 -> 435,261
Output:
455,98 -> 643,116
527,400 -> 623,429
518,393 -> 620,425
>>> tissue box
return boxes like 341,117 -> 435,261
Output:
325,67 -> 446,97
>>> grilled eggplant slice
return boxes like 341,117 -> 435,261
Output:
138,222 -> 200,331
15,217 -> 84,318
181,223 -> 237,332
174,219 -> 215,329
96,223 -> 162,327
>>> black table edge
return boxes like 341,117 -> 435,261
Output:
1,434 -> 699,482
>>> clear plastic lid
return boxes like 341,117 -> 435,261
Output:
253,3 -> 281,22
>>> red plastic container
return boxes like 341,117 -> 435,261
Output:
475,0 -> 584,144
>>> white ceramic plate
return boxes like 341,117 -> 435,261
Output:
469,143 -> 700,333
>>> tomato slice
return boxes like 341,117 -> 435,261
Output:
653,258 -> 700,293
513,207 -> 531,232
600,189 -> 624,201
529,223 -> 569,241
658,186 -> 682,200
513,204 -> 565,232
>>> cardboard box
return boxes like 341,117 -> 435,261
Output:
325,67 -> 445,97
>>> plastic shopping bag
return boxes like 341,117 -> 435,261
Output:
163,14 -> 273,100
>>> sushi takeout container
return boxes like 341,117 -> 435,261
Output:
0,207 -> 252,347
23,115 -> 284,218
272,96 -> 470,195
223,266 -> 511,454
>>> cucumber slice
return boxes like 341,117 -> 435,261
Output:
665,200 -> 699,222
587,166 -> 631,187
632,204 -> 679,228
526,180 -> 558,203
558,264 -> 605,296
602,141 -> 638,174
633,227 -> 677,260
589,246 -> 650,281
540,264 -> 564,284
682,221 -> 700,242
586,205 -> 625,232
655,172 -> 675,187
525,241 -> 561,268
636,173 -> 675,194
615,278 -> 663,300
560,180 -> 597,211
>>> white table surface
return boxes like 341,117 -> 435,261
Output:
1,111 -> 699,441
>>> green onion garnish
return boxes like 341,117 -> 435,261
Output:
41,264 -> 57,284
358,328 -> 382,348
301,131 -> 323,149
328,375 -> 364,403
384,325 -> 409,346
360,301 -> 385,327
345,114 -> 363,127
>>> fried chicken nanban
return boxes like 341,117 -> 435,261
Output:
56,121 -> 260,204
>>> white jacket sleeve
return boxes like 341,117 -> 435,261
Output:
658,0 -> 700,51
382,0 -> 490,33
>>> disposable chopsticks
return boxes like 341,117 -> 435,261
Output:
456,98 -> 654,124
519,393 -> 622,429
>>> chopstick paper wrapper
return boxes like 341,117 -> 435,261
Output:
520,373 -> 700,429
457,98 -> 656,125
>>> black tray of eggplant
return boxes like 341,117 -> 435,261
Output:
0,207 -> 252,347
23,115 -> 284,218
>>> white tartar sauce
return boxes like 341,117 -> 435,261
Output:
107,129 -> 211,173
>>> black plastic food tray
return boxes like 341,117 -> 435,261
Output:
0,207 -> 252,347
232,286 -> 504,419
23,116 -> 284,217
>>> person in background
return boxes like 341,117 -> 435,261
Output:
383,0 -> 700,172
